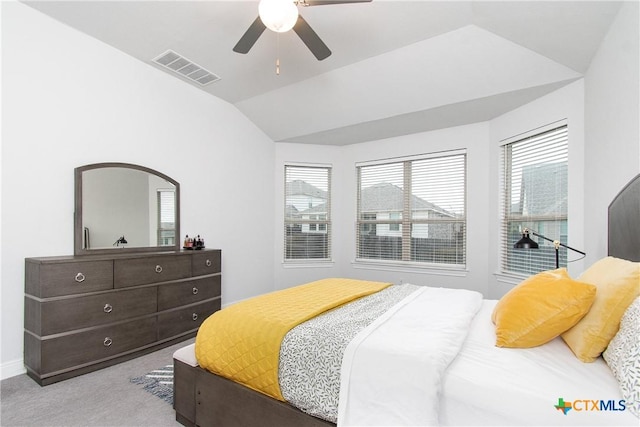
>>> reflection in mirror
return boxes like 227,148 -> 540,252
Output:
75,163 -> 180,255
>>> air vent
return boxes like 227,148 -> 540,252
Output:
152,50 -> 220,86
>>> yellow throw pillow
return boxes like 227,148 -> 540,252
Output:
492,268 -> 596,348
561,257 -> 640,362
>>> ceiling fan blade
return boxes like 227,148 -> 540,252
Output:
302,0 -> 372,6
293,15 -> 331,61
233,16 -> 266,54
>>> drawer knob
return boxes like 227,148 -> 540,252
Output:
103,304 -> 113,314
155,265 -> 163,273
103,337 -> 113,347
192,313 -> 198,321
192,287 -> 199,295
205,259 -> 212,267
75,272 -> 86,283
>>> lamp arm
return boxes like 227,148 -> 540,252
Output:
528,230 -> 586,256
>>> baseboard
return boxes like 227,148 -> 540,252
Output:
1,358 -> 26,380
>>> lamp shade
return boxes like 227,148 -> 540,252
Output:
514,231 -> 539,249
259,0 -> 299,33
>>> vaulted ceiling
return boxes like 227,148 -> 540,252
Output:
24,1 -> 622,145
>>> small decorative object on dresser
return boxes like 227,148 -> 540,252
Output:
24,249 -> 221,385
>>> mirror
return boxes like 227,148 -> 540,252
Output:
74,163 -> 180,255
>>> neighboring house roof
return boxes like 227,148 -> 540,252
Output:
287,181 -> 455,218
285,205 -> 299,217
286,180 -> 327,199
300,202 -> 328,215
286,180 -> 327,218
359,183 -> 454,217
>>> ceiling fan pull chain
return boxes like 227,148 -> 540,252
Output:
276,33 -> 281,75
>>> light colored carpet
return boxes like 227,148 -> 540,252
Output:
0,339 -> 193,427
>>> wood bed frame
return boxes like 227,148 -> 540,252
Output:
174,173 -> 640,427
174,358 -> 333,427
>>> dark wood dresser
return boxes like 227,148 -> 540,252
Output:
24,249 -> 221,385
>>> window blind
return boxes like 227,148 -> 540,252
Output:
284,165 -> 331,261
500,125 -> 568,275
356,152 -> 466,267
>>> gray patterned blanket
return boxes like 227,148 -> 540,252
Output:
278,283 -> 419,422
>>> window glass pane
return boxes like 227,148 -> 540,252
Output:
509,129 -> 568,217
285,165 -> 331,261
358,163 -> 404,219
411,156 -> 465,218
504,220 -> 568,274
358,224 -> 403,260
411,222 -> 465,264
285,224 -> 330,259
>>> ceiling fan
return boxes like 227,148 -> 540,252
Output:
233,0 -> 372,61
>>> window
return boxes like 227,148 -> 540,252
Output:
284,165 -> 331,261
157,189 -> 176,246
500,125 -> 568,275
356,151 -> 466,267
389,212 -> 401,231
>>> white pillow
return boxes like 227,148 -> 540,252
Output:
603,296 -> 640,418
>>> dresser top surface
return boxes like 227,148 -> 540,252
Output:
26,249 -> 220,264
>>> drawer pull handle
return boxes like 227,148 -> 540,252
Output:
155,265 -> 163,273
75,272 -> 86,283
192,313 -> 198,321
205,259 -> 212,267
103,304 -> 113,314
104,337 -> 113,347
192,287 -> 199,295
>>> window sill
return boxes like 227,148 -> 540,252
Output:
282,260 -> 335,269
352,260 -> 467,277
493,272 -> 528,286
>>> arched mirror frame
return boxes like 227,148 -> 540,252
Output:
74,162 -> 181,256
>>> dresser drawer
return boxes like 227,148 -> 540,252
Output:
114,255 -> 191,288
35,287 -> 157,336
158,299 -> 221,340
191,250 -> 221,277
39,317 -> 157,374
158,276 -> 221,311
26,259 -> 113,298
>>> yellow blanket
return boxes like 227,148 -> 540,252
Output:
195,278 -> 391,401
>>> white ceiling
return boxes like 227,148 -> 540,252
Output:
23,0 -> 622,145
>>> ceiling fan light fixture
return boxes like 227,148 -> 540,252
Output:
259,0 -> 299,33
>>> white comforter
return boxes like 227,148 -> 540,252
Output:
337,286 -> 483,427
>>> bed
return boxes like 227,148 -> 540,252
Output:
173,174 -> 640,427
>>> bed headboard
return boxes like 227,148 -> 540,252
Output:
608,173 -> 640,261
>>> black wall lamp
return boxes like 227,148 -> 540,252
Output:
514,228 -> 586,269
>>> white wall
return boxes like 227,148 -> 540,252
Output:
584,0 -> 640,265
275,123 -> 492,297
1,2 -> 275,379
